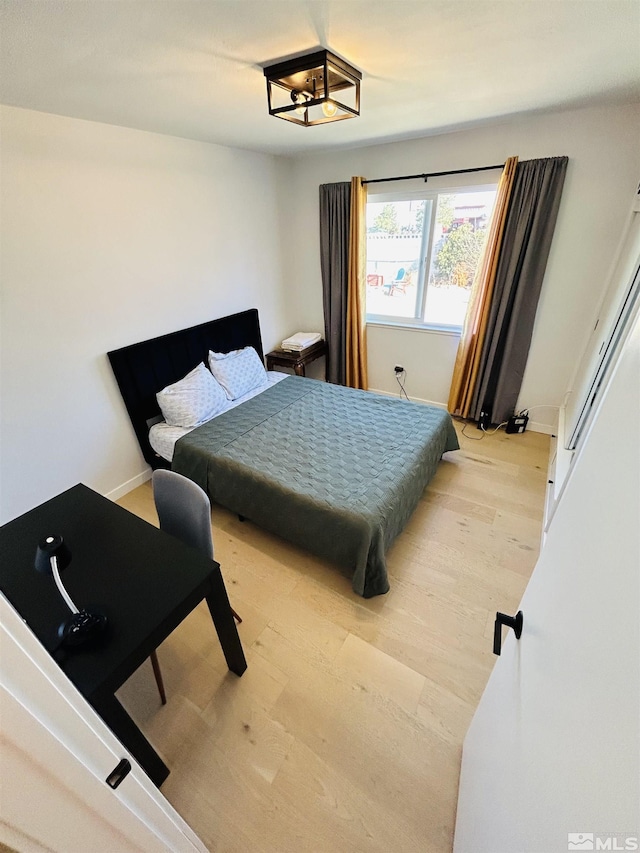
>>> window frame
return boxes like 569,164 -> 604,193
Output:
365,181 -> 498,333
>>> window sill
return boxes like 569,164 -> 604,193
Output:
366,318 -> 462,337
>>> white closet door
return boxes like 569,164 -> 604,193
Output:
454,312 -> 640,852
565,207 -> 640,450
0,595 -> 208,853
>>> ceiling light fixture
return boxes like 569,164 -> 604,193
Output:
264,49 -> 361,127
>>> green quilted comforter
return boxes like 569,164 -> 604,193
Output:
172,376 -> 459,597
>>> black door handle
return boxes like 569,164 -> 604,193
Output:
105,758 -> 132,789
493,611 -> 523,655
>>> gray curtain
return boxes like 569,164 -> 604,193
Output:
319,182 -> 351,385
471,156 -> 568,423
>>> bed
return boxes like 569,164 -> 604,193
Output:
108,309 -> 459,597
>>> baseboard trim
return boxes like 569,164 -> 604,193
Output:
105,468 -> 152,502
527,419 -> 555,436
368,387 -> 448,410
369,388 -> 555,435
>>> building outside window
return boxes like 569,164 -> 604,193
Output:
365,185 -> 497,330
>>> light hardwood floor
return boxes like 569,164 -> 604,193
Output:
116,422 -> 550,853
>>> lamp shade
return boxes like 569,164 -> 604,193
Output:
264,49 -> 361,127
35,534 -> 71,574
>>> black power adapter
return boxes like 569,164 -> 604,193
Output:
506,413 -> 529,434
477,411 -> 491,431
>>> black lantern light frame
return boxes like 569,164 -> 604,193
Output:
264,49 -> 361,127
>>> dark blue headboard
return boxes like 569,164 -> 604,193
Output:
108,308 -> 263,468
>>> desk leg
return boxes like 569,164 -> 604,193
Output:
90,691 -> 169,787
294,364 -> 305,376
205,569 -> 247,676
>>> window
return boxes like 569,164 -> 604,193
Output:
365,185 -> 497,330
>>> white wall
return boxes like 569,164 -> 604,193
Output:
284,103 -> 640,428
0,106 -> 290,522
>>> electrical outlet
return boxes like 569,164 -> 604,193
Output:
394,364 -> 404,374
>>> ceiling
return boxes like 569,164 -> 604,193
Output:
1,1 -> 639,157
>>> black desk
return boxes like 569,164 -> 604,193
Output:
0,483 -> 246,786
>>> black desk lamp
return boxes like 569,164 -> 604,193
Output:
35,534 -> 108,647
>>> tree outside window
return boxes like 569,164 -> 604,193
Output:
365,187 -> 496,328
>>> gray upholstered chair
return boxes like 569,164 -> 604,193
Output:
149,469 -> 241,704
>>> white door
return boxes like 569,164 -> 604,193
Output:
454,313 -> 640,851
0,594 -> 208,853
565,206 -> 640,450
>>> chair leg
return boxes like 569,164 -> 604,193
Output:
150,650 -> 167,705
231,607 -> 242,624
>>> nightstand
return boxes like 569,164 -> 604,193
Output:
265,340 -> 327,377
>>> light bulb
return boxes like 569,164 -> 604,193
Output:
322,99 -> 338,118
291,90 -> 310,115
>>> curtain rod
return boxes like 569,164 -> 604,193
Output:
362,163 -> 504,186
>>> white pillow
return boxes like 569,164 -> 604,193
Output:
208,348 -> 239,360
208,346 -> 267,400
156,362 -> 227,428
